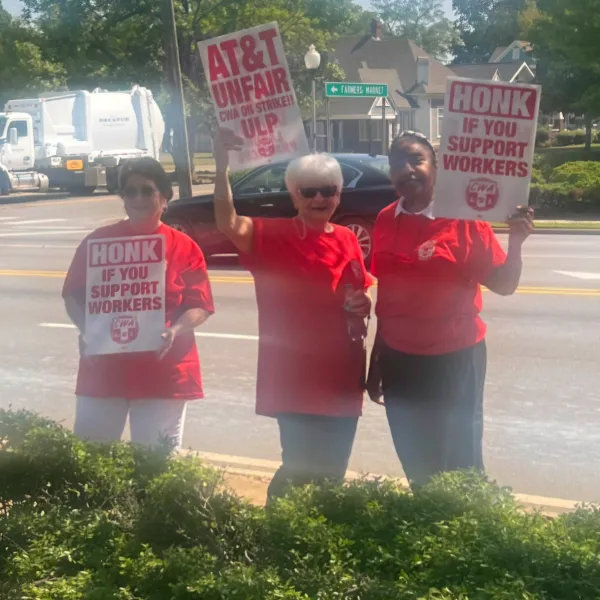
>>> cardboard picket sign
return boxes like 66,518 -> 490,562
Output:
84,234 -> 166,356
433,77 -> 541,222
198,22 -> 309,172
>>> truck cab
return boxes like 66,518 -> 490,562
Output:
0,113 -> 35,172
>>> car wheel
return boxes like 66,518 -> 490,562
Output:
341,218 -> 374,266
167,220 -> 194,238
0,170 -> 10,196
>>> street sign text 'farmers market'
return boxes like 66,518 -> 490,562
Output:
325,82 -> 388,98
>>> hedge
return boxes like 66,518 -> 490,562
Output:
554,129 -> 587,147
2,410 -> 600,599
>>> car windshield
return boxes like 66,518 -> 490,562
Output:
355,155 -> 390,176
0,116 -> 7,139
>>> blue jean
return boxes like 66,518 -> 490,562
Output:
380,341 -> 487,486
267,413 -> 358,501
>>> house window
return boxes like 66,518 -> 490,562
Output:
512,47 -> 520,60
437,108 -> 444,138
397,111 -> 414,132
359,120 -> 383,142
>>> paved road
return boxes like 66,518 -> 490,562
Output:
1,193 -> 600,502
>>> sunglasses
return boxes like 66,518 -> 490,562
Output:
298,185 -> 338,199
122,184 -> 158,200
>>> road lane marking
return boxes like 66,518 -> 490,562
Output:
4,268 -> 600,296
0,216 -> 17,221
0,229 -> 92,238
7,218 -> 67,225
554,270 -> 600,280
38,322 -> 258,341
0,244 -> 77,249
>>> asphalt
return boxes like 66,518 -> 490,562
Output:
2,191 -> 600,503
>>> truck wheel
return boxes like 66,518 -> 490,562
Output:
0,170 -> 10,196
68,186 -> 96,196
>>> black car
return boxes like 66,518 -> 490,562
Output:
161,153 -> 396,264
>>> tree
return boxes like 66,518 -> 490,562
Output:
18,0 -> 365,146
452,0 -> 526,64
523,0 -> 600,150
0,7 -> 66,107
371,0 -> 459,61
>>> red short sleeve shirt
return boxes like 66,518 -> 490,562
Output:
63,221 -> 215,400
372,202 -> 506,356
240,218 -> 373,418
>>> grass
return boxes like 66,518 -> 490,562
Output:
536,144 -> 600,168
493,220 -> 600,229
160,152 -> 215,172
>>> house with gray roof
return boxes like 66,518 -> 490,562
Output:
314,20 -> 455,153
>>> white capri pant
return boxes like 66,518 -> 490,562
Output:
74,396 -> 189,452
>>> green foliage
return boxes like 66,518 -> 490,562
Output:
548,161 -> 600,189
535,125 -> 550,147
524,1 -> 600,131
4,409 -> 600,598
452,0 -> 526,64
0,10 -> 66,107
554,130 -> 588,147
371,0 -> 459,61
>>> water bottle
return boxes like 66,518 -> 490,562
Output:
344,284 -> 367,342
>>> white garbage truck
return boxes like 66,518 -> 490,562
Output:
0,86 -> 165,196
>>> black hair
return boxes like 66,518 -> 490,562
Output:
118,157 -> 174,201
389,130 -> 438,167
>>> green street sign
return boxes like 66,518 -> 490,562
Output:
325,82 -> 388,98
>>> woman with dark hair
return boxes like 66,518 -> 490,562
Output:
62,157 -> 214,450
368,131 -> 534,486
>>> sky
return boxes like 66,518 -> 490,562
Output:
4,0 -> 455,18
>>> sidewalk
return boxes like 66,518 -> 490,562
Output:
194,451 -> 580,518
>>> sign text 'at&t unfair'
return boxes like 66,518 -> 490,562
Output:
198,22 -> 309,172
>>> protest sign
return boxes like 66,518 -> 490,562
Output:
198,22 -> 309,172
84,234 -> 166,356
433,77 -> 541,222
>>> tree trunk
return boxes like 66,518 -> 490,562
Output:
585,115 -> 593,151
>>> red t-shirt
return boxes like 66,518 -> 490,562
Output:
372,202 -> 506,356
241,218 -> 373,418
62,221 -> 214,400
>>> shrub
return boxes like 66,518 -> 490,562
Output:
548,160 -> 600,188
555,129 -> 587,147
535,125 -> 550,147
4,410 -> 600,599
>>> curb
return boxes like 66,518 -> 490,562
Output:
189,450 -> 581,516
493,227 -> 600,236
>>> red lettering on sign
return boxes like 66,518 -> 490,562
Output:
89,238 -> 163,267
449,81 -> 537,120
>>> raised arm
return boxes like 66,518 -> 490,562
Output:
214,129 -> 254,254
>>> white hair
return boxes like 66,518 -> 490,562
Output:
284,153 -> 343,192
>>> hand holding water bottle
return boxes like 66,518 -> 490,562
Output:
344,284 -> 371,342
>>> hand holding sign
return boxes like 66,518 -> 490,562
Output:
507,206 -> 534,245
157,327 -> 177,360
215,128 -> 244,171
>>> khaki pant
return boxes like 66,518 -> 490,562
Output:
74,396 -> 189,451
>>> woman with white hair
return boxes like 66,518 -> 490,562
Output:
214,129 -> 373,501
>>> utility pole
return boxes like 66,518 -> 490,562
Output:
163,0 -> 193,198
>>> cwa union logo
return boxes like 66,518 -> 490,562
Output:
110,315 -> 139,344
466,178 -> 499,212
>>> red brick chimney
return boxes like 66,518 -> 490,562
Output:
371,19 -> 383,41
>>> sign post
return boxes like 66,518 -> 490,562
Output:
198,22 -> 309,172
325,82 -> 390,156
433,77 -> 541,222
